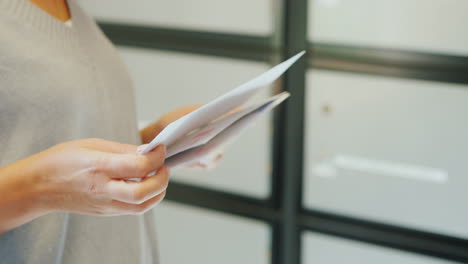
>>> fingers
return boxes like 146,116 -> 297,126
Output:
110,190 -> 167,215
104,166 -> 170,204
82,138 -> 138,154
97,145 -> 166,179
181,152 -> 224,170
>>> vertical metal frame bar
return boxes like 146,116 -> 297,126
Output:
99,2 -> 468,262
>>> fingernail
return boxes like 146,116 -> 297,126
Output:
136,144 -> 149,154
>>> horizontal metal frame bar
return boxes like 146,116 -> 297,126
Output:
100,23 -> 468,85
165,181 -> 280,222
309,43 -> 468,85
165,182 -> 468,263
98,22 -> 275,62
299,209 -> 468,263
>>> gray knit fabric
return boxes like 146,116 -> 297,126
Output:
0,1 -> 159,263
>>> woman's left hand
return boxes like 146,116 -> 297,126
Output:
139,105 -> 225,170
140,105 -> 202,144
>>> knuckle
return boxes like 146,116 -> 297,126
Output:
90,155 -> 107,175
130,188 -> 147,204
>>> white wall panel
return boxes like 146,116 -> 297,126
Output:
302,232 -> 456,264
119,47 -> 273,198
304,69 -> 468,239
308,0 -> 468,56
154,201 -> 270,264
78,0 -> 273,35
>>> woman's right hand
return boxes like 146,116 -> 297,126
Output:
0,138 -> 169,233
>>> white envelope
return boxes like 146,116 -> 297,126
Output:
165,92 -> 290,168
141,51 -> 305,156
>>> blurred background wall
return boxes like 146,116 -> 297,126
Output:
78,0 -> 468,263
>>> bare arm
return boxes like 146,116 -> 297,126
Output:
0,156 -> 47,233
0,138 -> 169,234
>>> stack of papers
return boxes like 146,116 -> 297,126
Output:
142,51 -> 305,168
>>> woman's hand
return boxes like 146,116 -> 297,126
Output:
140,105 -> 202,144
0,138 -> 169,233
140,104 -> 228,170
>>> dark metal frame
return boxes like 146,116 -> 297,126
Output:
272,0 -> 308,263
99,2 -> 468,262
309,43 -> 468,85
99,23 -> 275,62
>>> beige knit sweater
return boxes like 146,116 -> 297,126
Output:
0,0 -> 159,263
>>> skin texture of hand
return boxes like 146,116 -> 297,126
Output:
0,138 -> 169,234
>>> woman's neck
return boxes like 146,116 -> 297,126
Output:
29,0 -> 71,22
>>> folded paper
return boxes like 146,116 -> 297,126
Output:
142,51 -> 305,168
